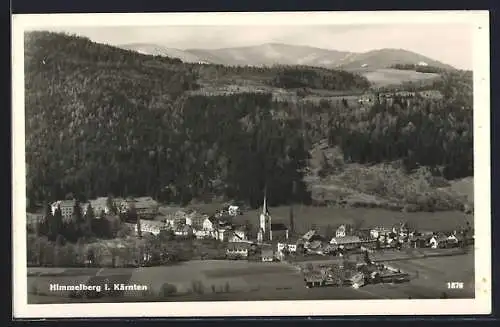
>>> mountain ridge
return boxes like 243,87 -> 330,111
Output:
118,42 -> 456,70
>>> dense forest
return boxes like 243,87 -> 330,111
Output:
24,32 -> 473,211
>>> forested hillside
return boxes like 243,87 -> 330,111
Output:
24,32 -> 473,212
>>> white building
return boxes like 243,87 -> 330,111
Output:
370,227 -> 392,239
226,242 -> 250,258
51,200 -> 76,220
336,224 -> 347,238
135,220 -> 166,236
228,205 -> 241,216
277,242 -> 297,253
82,197 -> 111,218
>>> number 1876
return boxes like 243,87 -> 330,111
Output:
447,282 -> 464,289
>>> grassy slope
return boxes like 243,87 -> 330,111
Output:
360,68 -> 441,87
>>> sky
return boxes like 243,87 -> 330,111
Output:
40,24 -> 473,69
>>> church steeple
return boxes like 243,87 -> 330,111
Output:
259,185 -> 272,242
262,190 -> 269,216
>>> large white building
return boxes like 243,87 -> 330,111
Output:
51,200 -> 76,220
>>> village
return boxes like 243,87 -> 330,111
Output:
27,192 -> 475,294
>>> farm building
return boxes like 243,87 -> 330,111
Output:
226,242 -> 251,259
330,235 -> 362,247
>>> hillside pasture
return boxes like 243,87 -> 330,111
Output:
360,68 -> 440,87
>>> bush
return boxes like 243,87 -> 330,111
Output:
191,280 -> 205,295
160,283 -> 177,297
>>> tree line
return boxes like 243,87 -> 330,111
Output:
389,63 -> 449,74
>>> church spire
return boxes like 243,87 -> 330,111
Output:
262,186 -> 269,215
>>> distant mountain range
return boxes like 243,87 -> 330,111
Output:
119,42 -> 456,70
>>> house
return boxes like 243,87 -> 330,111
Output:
216,227 -> 232,242
358,93 -> 376,105
174,224 -> 193,237
82,197 -> 112,218
408,235 -> 429,248
194,229 -> 213,239
135,219 -> 166,236
202,216 -> 217,231
226,242 -> 250,258
305,240 -> 323,251
228,205 -> 241,216
429,234 -> 450,249
51,200 -> 76,220
228,227 -> 248,243
302,230 -> 322,243
370,227 -> 392,239
336,224 -> 347,238
447,234 -> 459,246
261,247 -> 275,262
329,236 -> 362,249
277,240 -> 298,253
134,197 -> 159,218
187,211 -> 208,229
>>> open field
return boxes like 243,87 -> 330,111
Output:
28,248 -> 474,303
358,68 -> 440,87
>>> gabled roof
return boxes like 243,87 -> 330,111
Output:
303,230 -> 317,240
226,242 -> 251,251
330,236 -> 361,244
271,223 -> 288,231
52,200 -> 76,208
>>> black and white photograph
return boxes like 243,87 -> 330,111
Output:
12,11 -> 491,318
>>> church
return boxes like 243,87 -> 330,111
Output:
257,194 -> 289,243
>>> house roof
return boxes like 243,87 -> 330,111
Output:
226,242 -> 251,251
302,230 -> 317,240
52,200 -> 76,208
140,219 -> 165,227
175,224 -> 192,232
271,223 -> 288,231
330,236 -> 361,244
